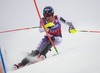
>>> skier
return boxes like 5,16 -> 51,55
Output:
14,6 -> 76,69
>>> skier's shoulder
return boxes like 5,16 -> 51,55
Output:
54,15 -> 61,22
54,15 -> 59,19
54,15 -> 66,23
40,17 -> 46,24
41,17 -> 45,21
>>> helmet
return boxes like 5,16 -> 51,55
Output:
43,6 -> 54,17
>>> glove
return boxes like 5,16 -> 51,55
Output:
44,22 -> 54,28
68,26 -> 77,34
44,22 -> 54,31
69,29 -> 77,34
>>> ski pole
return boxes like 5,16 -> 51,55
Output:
76,30 -> 100,33
0,26 -> 40,34
33,0 -> 58,54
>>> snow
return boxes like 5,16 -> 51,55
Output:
5,29 -> 100,73
0,0 -> 100,73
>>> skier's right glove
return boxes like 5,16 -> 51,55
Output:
44,22 -> 54,31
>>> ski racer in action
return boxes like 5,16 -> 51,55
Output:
14,6 -> 76,69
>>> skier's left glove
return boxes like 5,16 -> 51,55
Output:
68,25 -> 77,34
44,22 -> 54,31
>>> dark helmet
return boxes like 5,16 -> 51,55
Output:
43,6 -> 54,17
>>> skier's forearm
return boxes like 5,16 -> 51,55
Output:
39,28 -> 44,32
60,17 -> 74,27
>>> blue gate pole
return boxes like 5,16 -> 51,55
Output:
0,48 -> 7,73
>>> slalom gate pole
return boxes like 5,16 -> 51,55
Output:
0,48 -> 7,73
0,26 -> 40,34
33,0 -> 58,54
77,30 -> 100,33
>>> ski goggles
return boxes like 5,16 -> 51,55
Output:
44,13 -> 53,17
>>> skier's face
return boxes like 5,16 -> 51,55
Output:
44,13 -> 54,22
